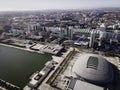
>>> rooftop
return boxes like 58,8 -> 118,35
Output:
73,54 -> 114,84
41,44 -> 63,55
68,79 -> 103,90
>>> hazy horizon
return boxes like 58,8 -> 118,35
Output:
0,0 -> 120,11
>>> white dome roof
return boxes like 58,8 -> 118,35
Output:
73,54 -> 113,84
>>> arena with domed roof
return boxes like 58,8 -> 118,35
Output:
73,54 -> 114,84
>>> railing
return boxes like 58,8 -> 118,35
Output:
0,79 -> 21,90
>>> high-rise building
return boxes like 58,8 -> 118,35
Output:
28,23 -> 41,31
60,27 -> 64,38
99,31 -> 106,46
89,30 -> 95,48
68,26 -> 73,40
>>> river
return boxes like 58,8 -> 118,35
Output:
0,45 -> 52,88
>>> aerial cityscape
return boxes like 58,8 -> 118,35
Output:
0,0 -> 120,90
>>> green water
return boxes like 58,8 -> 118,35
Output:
0,45 -> 52,88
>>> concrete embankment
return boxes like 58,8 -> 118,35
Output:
0,43 -> 44,54
0,79 -> 21,90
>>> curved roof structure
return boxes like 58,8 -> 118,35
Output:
73,54 -> 113,84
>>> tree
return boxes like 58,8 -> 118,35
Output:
0,26 -> 3,34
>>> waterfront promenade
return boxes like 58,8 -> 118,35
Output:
0,43 -> 44,54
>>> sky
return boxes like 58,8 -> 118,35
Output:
0,0 -> 120,11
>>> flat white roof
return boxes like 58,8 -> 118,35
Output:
41,44 -> 63,54
74,80 -> 103,90
32,44 -> 44,49
29,79 -> 38,86
29,73 -> 38,85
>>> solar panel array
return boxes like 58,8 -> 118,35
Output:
87,56 -> 98,70
74,29 -> 100,34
